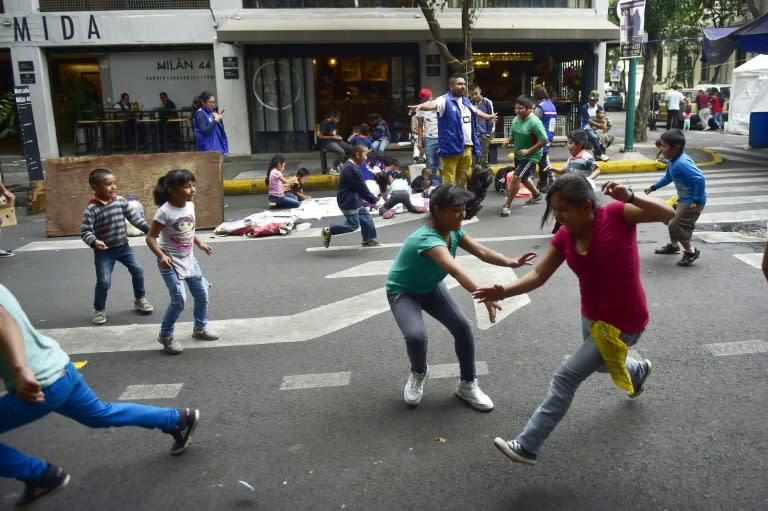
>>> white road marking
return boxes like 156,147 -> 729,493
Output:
733,253 -> 764,268
697,232 -> 765,243
428,361 -> 489,379
704,340 -> 768,357
699,209 -> 768,223
118,383 -> 183,400
43,257 -> 530,354
280,371 -> 351,390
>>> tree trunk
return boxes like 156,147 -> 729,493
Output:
634,42 -> 659,143
418,0 -> 462,73
462,1 -> 474,83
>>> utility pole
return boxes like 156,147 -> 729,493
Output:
624,58 -> 637,152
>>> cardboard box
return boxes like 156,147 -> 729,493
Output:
0,196 -> 17,228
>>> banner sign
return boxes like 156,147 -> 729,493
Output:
617,0 -> 646,58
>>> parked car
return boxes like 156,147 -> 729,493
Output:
603,89 -> 623,111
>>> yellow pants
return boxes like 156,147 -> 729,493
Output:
440,146 -> 473,187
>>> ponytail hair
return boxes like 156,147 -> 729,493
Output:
265,154 -> 287,186
153,168 -> 196,206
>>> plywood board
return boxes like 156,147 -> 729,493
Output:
0,196 -> 17,228
45,152 -> 223,237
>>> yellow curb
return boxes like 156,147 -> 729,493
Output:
223,174 -> 339,195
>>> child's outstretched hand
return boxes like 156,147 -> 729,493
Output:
473,284 -> 506,304
509,251 -> 537,268
199,243 -> 213,255
485,300 -> 501,323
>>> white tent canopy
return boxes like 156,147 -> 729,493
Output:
726,54 -> 768,135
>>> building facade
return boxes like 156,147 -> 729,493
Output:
1,1 -> 617,158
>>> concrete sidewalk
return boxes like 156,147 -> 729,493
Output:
0,139 -> 720,203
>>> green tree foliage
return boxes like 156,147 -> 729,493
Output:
0,91 -> 18,140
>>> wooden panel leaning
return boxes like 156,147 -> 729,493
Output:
44,152 -> 224,237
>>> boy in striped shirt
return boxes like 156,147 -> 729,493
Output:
80,168 -> 153,325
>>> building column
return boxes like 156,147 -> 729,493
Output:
213,41 -> 249,156
10,46 -> 59,160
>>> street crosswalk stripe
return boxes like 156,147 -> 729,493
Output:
118,383 -> 183,400
428,361 -> 489,379
733,253 -> 764,269
704,340 -> 768,357
699,209 -> 768,223
696,232 -> 764,243
280,371 -> 351,390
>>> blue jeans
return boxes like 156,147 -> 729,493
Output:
158,259 -> 210,336
0,363 -> 178,482
269,193 -> 300,209
387,281 -> 476,381
584,128 -> 604,156
515,316 -> 647,456
93,243 -> 146,310
423,137 -> 442,173
328,207 -> 377,242
713,112 -> 723,130
371,137 -> 389,160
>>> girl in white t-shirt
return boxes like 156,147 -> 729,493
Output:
146,169 -> 219,355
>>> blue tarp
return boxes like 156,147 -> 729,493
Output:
702,12 -> 768,65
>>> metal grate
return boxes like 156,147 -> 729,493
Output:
39,0 -> 210,11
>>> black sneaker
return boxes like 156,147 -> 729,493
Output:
169,408 -> 199,455
654,243 -> 680,255
629,359 -> 653,399
15,463 -> 70,509
677,248 -> 701,266
493,438 -> 537,465
524,193 -> 544,205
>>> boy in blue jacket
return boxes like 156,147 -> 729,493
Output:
644,130 -> 707,266
321,144 -> 381,248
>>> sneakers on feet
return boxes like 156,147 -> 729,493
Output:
158,334 -> 183,354
677,248 -> 701,266
134,297 -> 154,313
455,379 -> 494,412
16,463 -> 70,509
654,243 -> 681,255
321,227 -> 332,248
0,249 -> 14,258
500,205 -> 511,217
361,239 -> 381,247
493,438 -> 537,465
599,154 -> 610,162
382,209 -> 396,219
328,168 -> 340,176
192,325 -> 219,341
91,310 -> 107,325
169,408 -> 199,455
629,359 -> 653,398
524,193 -> 544,205
404,368 -> 428,407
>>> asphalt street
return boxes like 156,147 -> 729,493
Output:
1,134 -> 767,509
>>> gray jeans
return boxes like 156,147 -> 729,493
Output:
387,281 -> 476,380
516,316 -> 646,456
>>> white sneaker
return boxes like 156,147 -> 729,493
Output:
500,205 -> 511,217
404,369 -> 428,407
158,334 -> 183,355
455,379 -> 494,412
329,168 -> 340,176
192,326 -> 220,341
92,310 -> 107,325
599,154 -> 610,162
134,297 -> 154,313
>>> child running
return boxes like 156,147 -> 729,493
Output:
473,174 -> 674,464
146,169 -> 219,355
644,129 -> 707,267
0,284 -> 199,509
80,168 -> 154,325
387,184 -> 537,411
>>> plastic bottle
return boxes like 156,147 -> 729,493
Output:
125,194 -> 145,237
